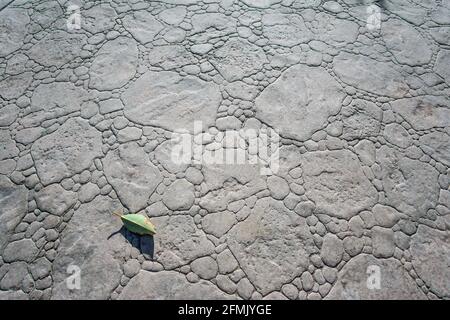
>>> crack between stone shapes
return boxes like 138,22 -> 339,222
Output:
400,254 -> 443,300
0,0 -> 16,12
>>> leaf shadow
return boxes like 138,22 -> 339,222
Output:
108,226 -> 155,260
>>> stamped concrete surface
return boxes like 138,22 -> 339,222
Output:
0,0 -> 449,300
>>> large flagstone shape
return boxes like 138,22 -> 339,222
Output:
122,71 -> 221,132
0,8 -> 30,57
227,198 -> 314,295
255,65 -> 345,141
103,142 -> 162,213
31,118 -> 103,186
52,197 -> 128,299
301,150 -> 378,219
327,254 -> 427,300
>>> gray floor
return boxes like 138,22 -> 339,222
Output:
0,0 -> 449,300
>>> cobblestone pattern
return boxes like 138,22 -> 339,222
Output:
0,0 -> 449,300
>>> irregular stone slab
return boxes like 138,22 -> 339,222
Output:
3,239 -> 39,263
148,45 -> 196,70
255,65 -> 344,141
29,30 -> 86,67
0,291 -> 28,300
5,51 -> 28,75
159,0 -> 199,4
347,4 -> 378,24
419,131 -> 450,166
82,4 -> 117,34
372,204 -> 400,228
154,139 -> 189,174
122,71 -> 220,131
163,27 -> 186,43
117,127 -> 142,143
237,278 -> 254,299
0,8 -> 30,57
152,215 -> 214,269
52,197 -> 127,299
314,12 -> 359,45
0,105 -> 19,127
241,0 -> 281,8
276,144 -> 304,177
89,37 -> 138,90
200,161 -> 266,213
342,99 -> 382,140
391,96 -> 450,130
383,0 -> 428,26
0,130 -> 18,161
103,142 -> 162,213
191,256 -> 218,280
430,27 -> 450,45
159,7 -> 187,25
31,118 -> 103,186
15,127 -> 45,145
262,13 -> 312,46
0,72 -> 32,100
0,159 -> 15,175
162,179 -> 195,211
292,0 -> 321,8
354,140 -> 376,166
301,150 -> 378,219
0,261 -> 28,290
323,1 -> 343,13
78,182 -> 100,203
434,49 -> 450,84
264,292 -> 288,300
35,184 -> 77,216
382,19 -> 433,66
371,226 -> 395,258
377,146 -> 439,219
227,198 -> 313,295
185,167 -> 203,185
431,0 -> 450,24
123,11 -> 163,44
19,113 -> 43,131
383,123 -> 412,148
31,1 -> 62,29
215,116 -> 241,130
216,274 -> 237,294
0,176 -> 27,249
333,52 -> 408,98
225,81 -> 259,101
119,271 -> 232,299
327,254 -> 427,300
210,38 -> 267,82
267,175 -> 289,200
202,211 -> 237,238
217,249 -> 239,274
320,234 -> 344,267
410,225 -> 450,297
191,13 -> 236,35
99,98 -> 123,115
31,82 -> 86,117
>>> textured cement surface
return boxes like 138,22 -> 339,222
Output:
0,0 -> 449,300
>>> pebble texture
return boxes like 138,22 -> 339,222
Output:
0,0 -> 449,300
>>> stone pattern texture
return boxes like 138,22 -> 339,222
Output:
0,0 -> 449,300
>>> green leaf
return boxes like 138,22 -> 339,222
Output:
113,211 -> 156,236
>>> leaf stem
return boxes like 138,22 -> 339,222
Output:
112,210 -> 123,218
